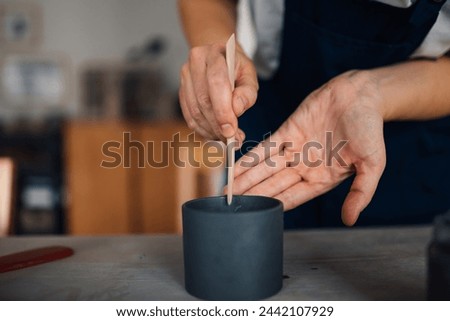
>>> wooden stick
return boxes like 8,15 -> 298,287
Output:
0,246 -> 74,273
226,34 -> 236,205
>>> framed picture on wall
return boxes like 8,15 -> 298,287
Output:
0,53 -> 72,110
0,1 -> 42,52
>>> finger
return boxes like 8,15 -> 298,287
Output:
179,86 -> 213,140
206,50 -> 237,138
234,153 -> 290,194
274,181 -> 322,211
189,49 -> 223,139
232,62 -> 258,117
235,128 -> 246,147
182,68 -> 216,137
235,131 -> 285,177
341,161 -> 385,226
244,167 -> 303,197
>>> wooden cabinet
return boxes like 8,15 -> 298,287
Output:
64,120 -> 224,235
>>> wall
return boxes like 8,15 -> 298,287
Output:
0,0 -> 189,117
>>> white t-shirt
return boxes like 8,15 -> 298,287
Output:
239,0 -> 450,78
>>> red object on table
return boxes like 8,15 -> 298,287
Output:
0,246 -> 74,273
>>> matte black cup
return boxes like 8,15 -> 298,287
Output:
182,195 -> 283,300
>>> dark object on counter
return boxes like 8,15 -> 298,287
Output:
0,246 -> 74,273
182,195 -> 283,300
0,120 -> 64,234
427,211 -> 450,300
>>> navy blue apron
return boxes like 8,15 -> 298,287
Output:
238,0 -> 450,228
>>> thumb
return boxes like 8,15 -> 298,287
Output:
232,60 -> 258,117
341,162 -> 385,226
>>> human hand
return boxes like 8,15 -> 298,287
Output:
231,71 -> 387,226
179,42 -> 258,144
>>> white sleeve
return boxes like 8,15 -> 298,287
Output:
411,4 -> 450,58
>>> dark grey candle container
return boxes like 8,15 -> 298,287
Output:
182,195 -> 283,300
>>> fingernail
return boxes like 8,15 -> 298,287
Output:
221,124 -> 234,137
234,96 -> 247,116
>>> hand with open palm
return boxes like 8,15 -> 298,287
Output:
231,71 -> 387,226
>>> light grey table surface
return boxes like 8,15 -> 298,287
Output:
0,226 -> 432,300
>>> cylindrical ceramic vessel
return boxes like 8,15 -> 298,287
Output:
182,195 -> 283,300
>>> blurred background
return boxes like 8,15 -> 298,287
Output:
0,0 -> 234,236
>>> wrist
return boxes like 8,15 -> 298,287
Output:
341,70 -> 390,121
360,69 -> 395,122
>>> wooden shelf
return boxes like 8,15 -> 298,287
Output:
64,120 -> 224,235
